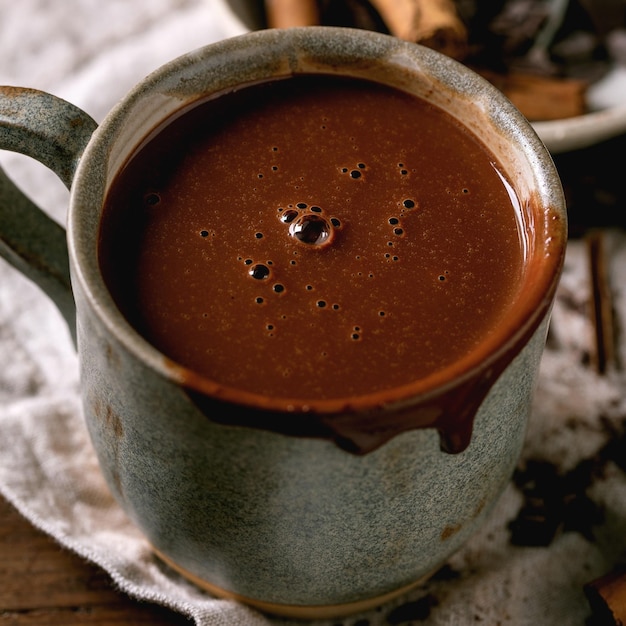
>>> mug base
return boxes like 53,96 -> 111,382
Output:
153,547 -> 432,619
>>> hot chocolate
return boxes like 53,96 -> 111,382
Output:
98,73 -> 536,452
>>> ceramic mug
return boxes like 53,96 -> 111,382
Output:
0,27 -> 566,619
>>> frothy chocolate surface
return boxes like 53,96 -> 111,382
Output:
99,75 -> 524,404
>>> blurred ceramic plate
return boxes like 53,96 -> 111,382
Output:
533,66 -> 626,153
221,0 -> 626,154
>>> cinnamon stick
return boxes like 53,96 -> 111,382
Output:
368,0 -> 467,59
475,69 -> 587,121
264,0 -> 320,28
585,568 -> 626,625
587,230 -> 616,374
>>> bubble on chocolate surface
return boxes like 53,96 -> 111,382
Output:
143,192 -> 161,206
289,214 -> 333,246
249,264 -> 270,280
397,163 -> 409,176
280,209 -> 298,223
340,163 -> 366,179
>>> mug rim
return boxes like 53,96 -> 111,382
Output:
68,26 -> 567,416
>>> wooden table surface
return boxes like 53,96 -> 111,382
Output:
0,495 -> 191,625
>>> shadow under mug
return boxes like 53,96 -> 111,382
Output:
0,27 -> 566,620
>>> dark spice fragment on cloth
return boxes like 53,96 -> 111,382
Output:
509,457 -> 604,546
386,594 -> 439,624
509,415 -> 626,547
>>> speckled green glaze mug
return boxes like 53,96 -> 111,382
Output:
0,28 -> 566,619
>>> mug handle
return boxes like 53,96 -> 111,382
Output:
0,87 -> 98,342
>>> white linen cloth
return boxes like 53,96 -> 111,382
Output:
2,2 -> 626,624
